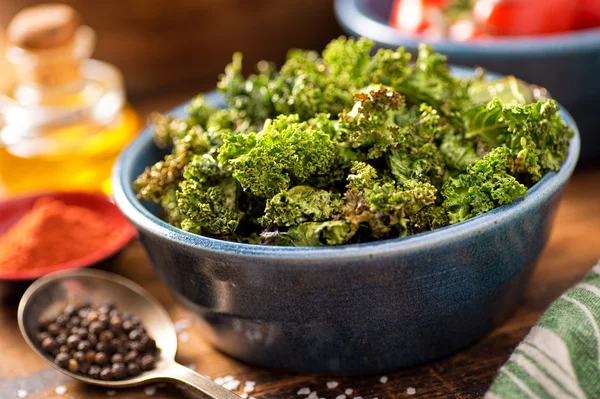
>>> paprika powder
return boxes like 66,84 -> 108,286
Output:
0,197 -> 119,272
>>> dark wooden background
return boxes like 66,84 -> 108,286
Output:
0,0 -> 344,96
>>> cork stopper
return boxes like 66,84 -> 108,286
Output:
7,4 -> 82,50
5,3 -> 93,87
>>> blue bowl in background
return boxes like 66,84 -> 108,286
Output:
334,0 -> 600,163
113,77 -> 580,374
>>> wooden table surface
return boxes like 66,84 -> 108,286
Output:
1,92 -> 599,399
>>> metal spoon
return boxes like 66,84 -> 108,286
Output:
18,268 -> 242,399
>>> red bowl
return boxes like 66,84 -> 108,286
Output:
0,192 -> 136,281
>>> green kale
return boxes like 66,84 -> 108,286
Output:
217,53 -> 277,124
186,94 -> 218,128
386,103 -> 446,186
133,36 -> 572,246
176,154 -> 242,236
393,44 -> 470,117
469,76 -> 535,106
442,146 -> 527,224
322,36 -> 374,88
464,99 -> 573,182
133,153 -> 188,203
339,86 -> 405,159
259,186 -> 342,228
218,114 -> 337,198
342,162 -> 438,238
149,113 -> 193,149
260,220 -> 352,246
369,47 -> 413,88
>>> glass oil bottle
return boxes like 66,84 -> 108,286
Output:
0,4 -> 140,195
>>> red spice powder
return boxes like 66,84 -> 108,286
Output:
0,197 -> 119,271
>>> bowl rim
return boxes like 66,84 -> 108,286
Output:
112,72 -> 580,260
334,0 -> 600,57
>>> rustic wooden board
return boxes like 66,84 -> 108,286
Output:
1,94 -> 599,399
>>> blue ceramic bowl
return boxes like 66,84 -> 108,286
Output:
113,78 -> 580,374
334,0 -> 600,163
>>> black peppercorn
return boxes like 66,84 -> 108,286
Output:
111,353 -> 124,364
73,351 -> 85,363
85,350 -> 96,363
100,367 -> 113,381
54,352 -> 70,368
55,333 -> 67,346
86,310 -> 99,322
88,365 -> 101,379
128,328 -> 144,341
41,337 -> 57,353
124,351 -> 138,363
140,355 -> 155,371
99,330 -> 114,343
66,334 -> 81,349
111,362 -> 127,379
38,301 -> 158,381
94,352 -> 109,366
79,362 -> 91,375
77,340 -> 92,352
96,341 -> 108,353
68,358 -> 79,373
47,323 -> 61,336
127,362 -> 141,376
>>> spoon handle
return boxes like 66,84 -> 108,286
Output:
163,362 -> 242,399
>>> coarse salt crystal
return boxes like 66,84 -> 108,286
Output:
17,389 -> 28,398
345,389 -> 353,395
215,377 -> 226,385
55,385 -> 67,395
297,387 -> 311,395
327,381 -> 339,389
379,376 -> 388,383
178,331 -> 190,342
222,380 -> 241,391
144,386 -> 157,396
245,381 -> 256,386
336,395 -> 346,399
354,397 -> 363,399
224,376 -> 235,382
106,390 -> 116,397
240,394 -> 249,399
407,387 -> 416,395
244,385 -> 255,393
249,397 -> 257,399
308,391 -> 318,399
174,318 -> 191,332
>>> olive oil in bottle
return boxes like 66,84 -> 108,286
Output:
0,4 -> 140,195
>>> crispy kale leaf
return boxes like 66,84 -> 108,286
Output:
393,44 -> 470,117
386,103 -> 446,186
469,76 -> 535,106
260,220 -> 351,246
259,186 -> 342,228
339,86 -> 405,159
218,114 -> 337,198
217,53 -> 276,124
342,162 -> 439,238
464,99 -> 573,182
176,154 -> 242,236
442,147 -> 527,224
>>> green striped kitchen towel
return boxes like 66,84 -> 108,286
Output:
486,261 -> 600,399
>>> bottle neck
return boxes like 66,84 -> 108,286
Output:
5,26 -> 95,106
